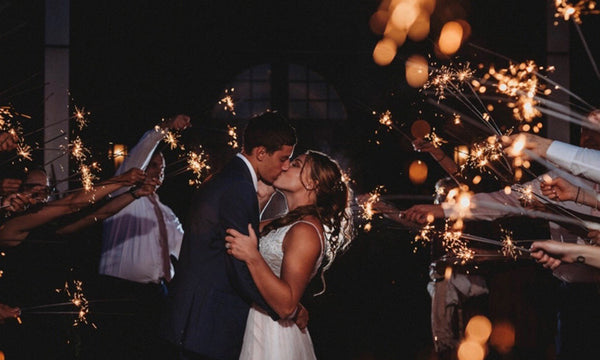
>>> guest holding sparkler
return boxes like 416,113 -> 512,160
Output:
0,166 -> 146,246
0,303 -> 20,323
96,114 -> 189,359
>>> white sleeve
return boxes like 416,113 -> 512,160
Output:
442,179 -> 540,221
546,141 -> 600,183
112,128 -> 165,196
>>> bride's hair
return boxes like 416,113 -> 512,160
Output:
260,150 -> 355,295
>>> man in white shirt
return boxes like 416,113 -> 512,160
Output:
97,114 -> 189,359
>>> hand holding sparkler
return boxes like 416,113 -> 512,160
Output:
0,303 -> 20,324
402,204 -> 444,224
539,177 -> 581,202
0,131 -> 18,152
503,133 -> 553,159
114,168 -> 146,187
160,114 -> 191,131
530,240 -> 593,270
1,192 -> 32,213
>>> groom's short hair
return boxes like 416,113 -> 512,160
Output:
242,111 -> 296,154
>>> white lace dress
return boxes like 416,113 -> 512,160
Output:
239,221 -> 324,360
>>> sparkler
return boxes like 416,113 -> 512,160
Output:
72,106 -> 89,130
186,150 -> 211,186
227,125 -> 239,149
554,0 -> 599,24
218,88 -> 236,115
423,129 -> 447,148
55,280 -> 96,328
500,229 -> 520,259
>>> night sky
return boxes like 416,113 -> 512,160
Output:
1,1 -> 600,359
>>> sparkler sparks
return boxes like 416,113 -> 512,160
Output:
218,88 -> 236,115
72,106 -> 89,130
375,110 -> 393,130
500,228 -> 520,259
164,130 -> 180,150
227,125 -> 239,149
56,280 -> 96,328
186,150 -> 211,186
423,129 -> 447,148
554,0 -> 599,24
16,143 -> 32,161
424,62 -> 474,100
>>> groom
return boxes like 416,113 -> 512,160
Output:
163,111 -> 297,360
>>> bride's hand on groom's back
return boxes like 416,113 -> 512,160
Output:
225,224 -> 261,263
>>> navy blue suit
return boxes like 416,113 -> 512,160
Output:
162,156 -> 278,359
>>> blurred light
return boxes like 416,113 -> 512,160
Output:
438,21 -> 463,55
108,143 -> 128,169
418,0 -> 436,14
454,145 -> 469,166
407,14 -> 430,41
373,38 -> 397,66
490,321 -> 515,354
390,1 -> 419,30
409,160 -> 428,184
384,23 -> 408,46
465,315 -> 493,344
444,266 -> 453,280
411,119 -> 431,138
369,10 -> 389,35
405,55 -> 429,87
457,340 -> 485,360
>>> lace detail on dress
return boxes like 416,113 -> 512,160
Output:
259,220 -> 324,278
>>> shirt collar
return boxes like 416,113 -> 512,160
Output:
236,153 -> 258,191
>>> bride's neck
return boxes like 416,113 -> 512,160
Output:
283,191 -> 314,212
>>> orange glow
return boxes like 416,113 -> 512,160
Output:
405,55 -> 429,87
390,2 -> 419,30
409,160 -> 428,184
490,321 -> 515,354
373,38 -> 397,66
457,340 -> 485,360
384,23 -> 408,46
411,119 -> 431,138
369,10 -> 389,35
407,14 -> 430,41
438,21 -> 463,55
465,315 -> 493,344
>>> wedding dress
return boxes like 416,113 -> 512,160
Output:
239,220 -> 324,360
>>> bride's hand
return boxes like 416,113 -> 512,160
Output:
225,224 -> 260,263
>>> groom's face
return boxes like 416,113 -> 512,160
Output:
258,145 -> 294,184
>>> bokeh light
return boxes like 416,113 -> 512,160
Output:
490,321 -> 516,354
411,119 -> 431,138
405,55 -> 429,87
438,21 -> 463,55
409,159 -> 428,184
373,38 -> 397,66
457,340 -> 485,360
465,315 -> 493,344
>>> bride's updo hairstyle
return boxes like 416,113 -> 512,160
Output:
261,150 -> 355,294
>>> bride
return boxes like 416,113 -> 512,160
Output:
225,150 -> 354,359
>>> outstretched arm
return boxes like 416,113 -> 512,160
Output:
413,138 -> 459,176
226,222 -> 321,319
56,178 -> 159,235
531,240 -> 600,270
0,168 -> 145,246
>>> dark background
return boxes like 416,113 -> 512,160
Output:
1,0 -> 599,359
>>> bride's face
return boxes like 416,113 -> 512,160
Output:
273,154 -> 312,192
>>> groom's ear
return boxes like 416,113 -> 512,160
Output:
255,146 -> 267,161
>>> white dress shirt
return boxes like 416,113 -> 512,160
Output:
442,171 -> 600,282
99,128 -> 184,283
546,141 -> 600,183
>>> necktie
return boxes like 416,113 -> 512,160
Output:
148,195 -> 172,282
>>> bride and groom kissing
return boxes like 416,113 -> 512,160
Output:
162,111 -> 354,360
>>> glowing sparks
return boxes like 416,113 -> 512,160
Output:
413,224 -> 435,251
513,184 -> 535,206
442,222 -> 474,264
227,125 -> 239,149
219,88 -> 236,115
16,143 -> 32,161
424,62 -> 474,100
186,150 -> 211,186
79,162 -> 100,192
360,185 -> 384,221
376,110 -> 393,129
72,106 -> 89,130
554,0 -> 599,24
70,136 -> 89,162
56,280 -> 96,328
164,131 -> 180,150
500,229 -> 521,259
423,129 -> 447,148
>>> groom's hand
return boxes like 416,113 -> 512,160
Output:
294,303 -> 309,331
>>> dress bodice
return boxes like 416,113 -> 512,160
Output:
259,220 -> 324,279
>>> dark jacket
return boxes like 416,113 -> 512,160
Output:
162,156 -> 278,359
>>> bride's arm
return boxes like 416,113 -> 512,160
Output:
225,222 -> 321,319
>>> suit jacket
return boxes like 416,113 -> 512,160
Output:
162,156 -> 279,359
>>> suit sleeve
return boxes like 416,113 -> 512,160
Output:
220,181 -> 280,320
